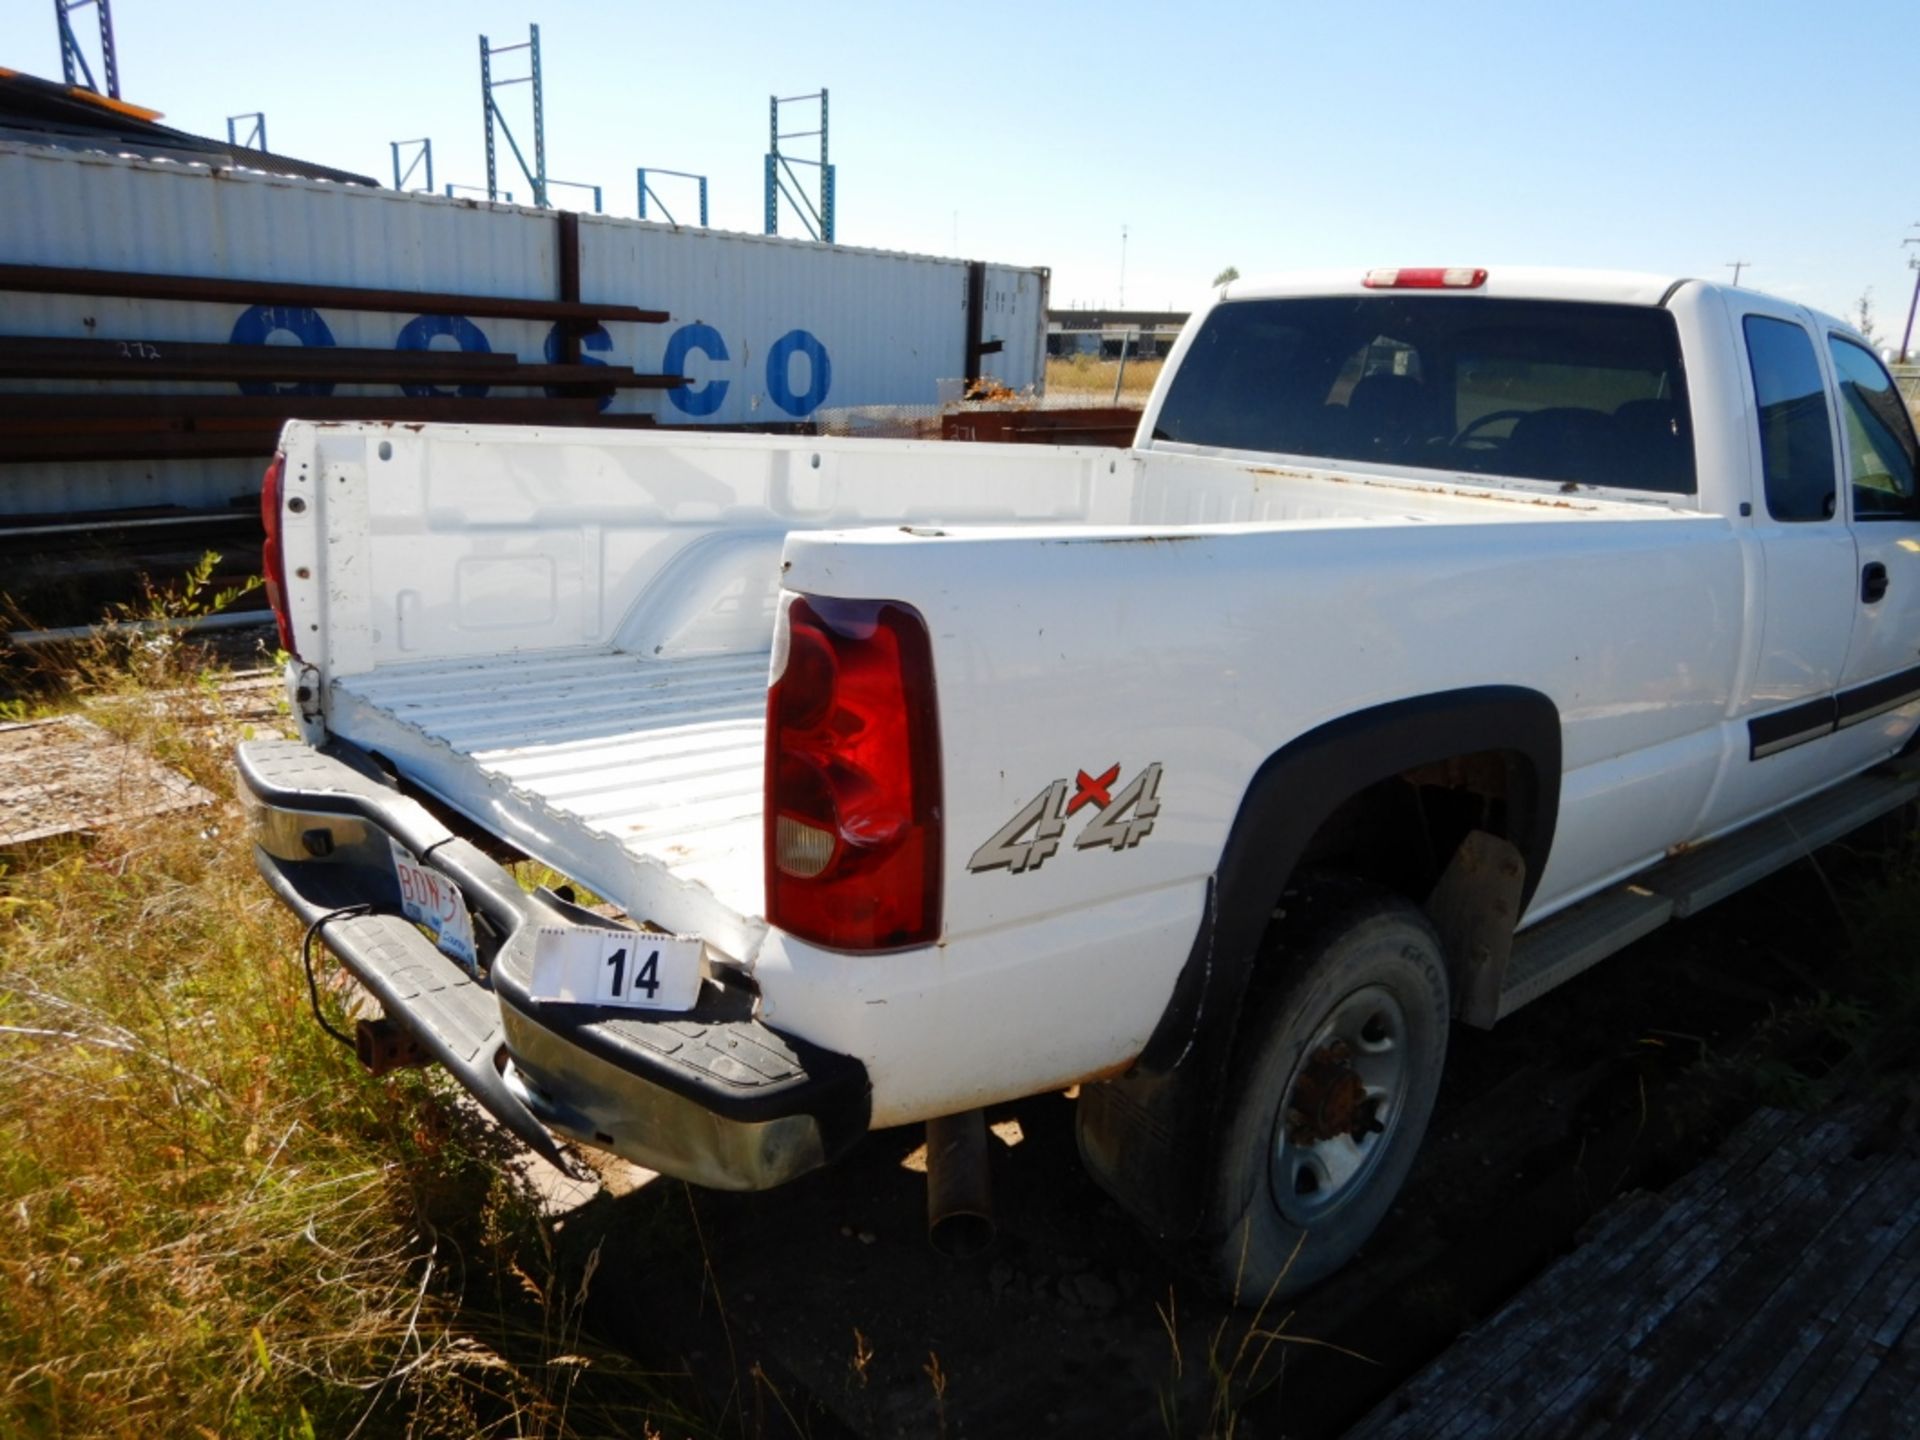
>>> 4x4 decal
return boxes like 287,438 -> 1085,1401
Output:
968,763 -> 1163,875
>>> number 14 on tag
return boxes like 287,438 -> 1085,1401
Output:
528,927 -> 703,1012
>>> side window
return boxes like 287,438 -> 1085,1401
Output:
1742,315 -> 1835,522
1827,335 -> 1920,520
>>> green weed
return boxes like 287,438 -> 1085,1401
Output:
1695,813 -> 1920,1108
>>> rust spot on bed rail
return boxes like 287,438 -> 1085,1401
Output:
1243,462 -> 1605,511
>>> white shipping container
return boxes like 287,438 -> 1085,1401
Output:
0,141 -> 1049,515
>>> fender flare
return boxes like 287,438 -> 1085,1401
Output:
1076,685 -> 1561,1241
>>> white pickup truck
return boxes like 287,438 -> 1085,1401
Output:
238,267 -> 1920,1297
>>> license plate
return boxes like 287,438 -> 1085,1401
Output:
390,840 -> 478,971
527,925 -> 703,1012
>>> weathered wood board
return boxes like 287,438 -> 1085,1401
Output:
1349,1100 -> 1920,1439
0,716 -> 213,845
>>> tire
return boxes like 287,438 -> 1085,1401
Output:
1200,878 -> 1449,1303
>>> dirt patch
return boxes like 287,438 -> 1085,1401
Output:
523,849 -> 1867,1438
0,716 -> 214,845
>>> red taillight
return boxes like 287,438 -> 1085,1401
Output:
765,595 -> 942,950
259,452 -> 296,655
1362,267 -> 1488,290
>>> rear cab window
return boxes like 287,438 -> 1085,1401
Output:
1826,335 -> 1920,520
1152,295 -> 1696,494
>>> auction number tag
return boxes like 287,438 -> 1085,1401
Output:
527,926 -> 703,1012
390,840 -> 478,972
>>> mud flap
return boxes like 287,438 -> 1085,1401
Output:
1425,829 -> 1526,1029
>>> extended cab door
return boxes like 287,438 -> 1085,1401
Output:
1827,333 -> 1920,740
1733,302 -> 1856,757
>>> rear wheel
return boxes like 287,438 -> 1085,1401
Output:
1202,880 -> 1449,1302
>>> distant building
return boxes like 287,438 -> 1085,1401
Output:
1047,308 -> 1188,360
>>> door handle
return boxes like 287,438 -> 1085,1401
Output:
1862,561 -> 1889,604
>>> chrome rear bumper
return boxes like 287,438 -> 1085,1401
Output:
236,736 -> 869,1190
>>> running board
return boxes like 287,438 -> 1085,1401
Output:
1475,771 -> 1919,1027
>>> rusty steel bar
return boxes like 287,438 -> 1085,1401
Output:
939,406 -> 1142,446
0,509 -> 256,543
555,210 -> 584,367
0,393 -> 616,424
0,396 -> 668,424
0,262 -> 669,325
8,610 -> 273,648
0,335 -> 516,372
0,405 -> 662,463
963,261 -> 986,383
0,354 -> 679,388
0,430 -> 290,463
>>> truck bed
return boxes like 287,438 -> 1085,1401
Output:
329,647 -> 771,957
282,420 -> 1699,974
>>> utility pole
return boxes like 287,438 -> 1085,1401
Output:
1900,227 -> 1920,365
1119,224 -> 1129,310
1726,260 -> 1751,287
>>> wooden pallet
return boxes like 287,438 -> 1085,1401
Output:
1348,1100 -> 1920,1438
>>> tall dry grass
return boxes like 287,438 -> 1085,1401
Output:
1045,354 -> 1164,399
0,559 -> 702,1438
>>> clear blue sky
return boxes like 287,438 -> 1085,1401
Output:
8,0 -> 1919,337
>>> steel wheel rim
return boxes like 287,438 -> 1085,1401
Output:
1271,983 -> 1410,1225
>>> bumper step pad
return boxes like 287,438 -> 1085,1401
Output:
259,854 -> 576,1171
